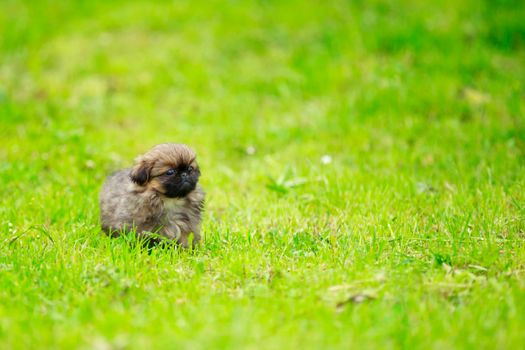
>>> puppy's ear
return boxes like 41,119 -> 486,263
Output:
130,159 -> 153,185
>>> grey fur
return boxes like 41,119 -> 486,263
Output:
99,144 -> 204,247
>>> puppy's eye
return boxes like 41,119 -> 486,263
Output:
166,169 -> 176,176
187,166 -> 194,172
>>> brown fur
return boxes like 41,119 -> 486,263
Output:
99,143 -> 204,247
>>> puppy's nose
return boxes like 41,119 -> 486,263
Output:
181,172 -> 188,179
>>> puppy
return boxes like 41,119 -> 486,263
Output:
99,143 -> 204,247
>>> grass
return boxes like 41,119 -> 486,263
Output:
1,0 -> 525,348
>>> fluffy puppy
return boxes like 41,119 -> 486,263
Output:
99,143 -> 204,247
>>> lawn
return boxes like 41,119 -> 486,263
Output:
1,0 -> 525,348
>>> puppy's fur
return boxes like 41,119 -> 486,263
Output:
99,143 -> 204,247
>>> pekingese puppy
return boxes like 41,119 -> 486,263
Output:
99,143 -> 204,247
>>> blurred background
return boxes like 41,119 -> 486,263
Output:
1,0 -> 524,230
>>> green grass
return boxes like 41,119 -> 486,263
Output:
1,0 -> 525,348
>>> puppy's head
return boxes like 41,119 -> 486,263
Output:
130,143 -> 201,198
